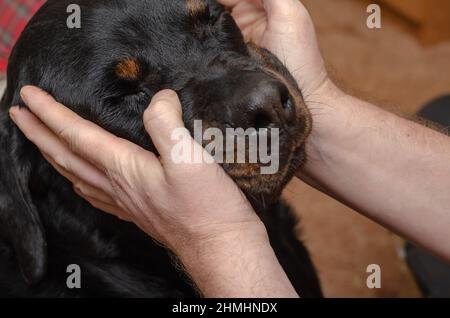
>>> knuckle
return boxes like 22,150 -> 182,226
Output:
153,98 -> 173,110
56,118 -> 84,151
145,101 -> 181,124
148,99 -> 171,115
53,154 -> 70,171
55,124 -> 73,141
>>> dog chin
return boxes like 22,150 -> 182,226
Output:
222,163 -> 288,203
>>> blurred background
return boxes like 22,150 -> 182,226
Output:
285,0 -> 450,297
1,0 -> 449,298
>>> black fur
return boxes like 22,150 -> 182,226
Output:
0,0 -> 322,297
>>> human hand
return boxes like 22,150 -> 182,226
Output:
219,0 -> 347,185
219,0 -> 330,99
9,86 -> 265,257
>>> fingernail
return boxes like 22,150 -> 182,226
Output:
20,86 -> 28,99
20,85 -> 38,102
156,89 -> 177,99
20,86 -> 30,102
9,106 -> 19,122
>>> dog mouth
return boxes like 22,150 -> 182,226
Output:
222,142 -> 306,198
192,120 -> 308,205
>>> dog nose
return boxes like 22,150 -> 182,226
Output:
239,79 -> 294,130
215,73 -> 296,130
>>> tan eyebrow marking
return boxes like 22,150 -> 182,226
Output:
115,58 -> 140,81
186,0 -> 206,17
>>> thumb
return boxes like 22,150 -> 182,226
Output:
143,90 -> 190,160
263,0 -> 308,30
143,90 -> 214,166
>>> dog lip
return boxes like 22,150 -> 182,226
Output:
223,165 -> 277,179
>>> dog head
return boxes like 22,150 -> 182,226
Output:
1,0 -> 311,283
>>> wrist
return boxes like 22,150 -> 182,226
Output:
174,220 -> 269,265
308,76 -> 371,139
173,221 -> 298,297
298,78 -> 355,183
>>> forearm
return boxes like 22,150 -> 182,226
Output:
300,81 -> 450,261
176,223 -> 299,298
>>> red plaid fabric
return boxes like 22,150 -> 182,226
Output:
0,0 -> 45,74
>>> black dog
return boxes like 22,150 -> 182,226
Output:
0,0 -> 322,297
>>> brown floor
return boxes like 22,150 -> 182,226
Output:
285,0 -> 450,297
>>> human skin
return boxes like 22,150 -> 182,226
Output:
9,0 -> 450,296
10,87 -> 299,298
221,0 -> 450,261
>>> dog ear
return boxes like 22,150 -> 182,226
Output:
0,121 -> 47,285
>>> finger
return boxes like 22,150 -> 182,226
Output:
263,0 -> 309,30
216,0 -> 241,8
230,1 -> 265,35
9,106 -> 114,194
72,182 -> 117,207
143,90 -> 191,161
43,153 -> 121,208
18,86 -> 157,171
41,152 -> 116,206
144,90 -> 217,168
41,152 -> 82,185
17,86 -> 163,190
74,187 -> 132,222
263,0 -> 299,18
